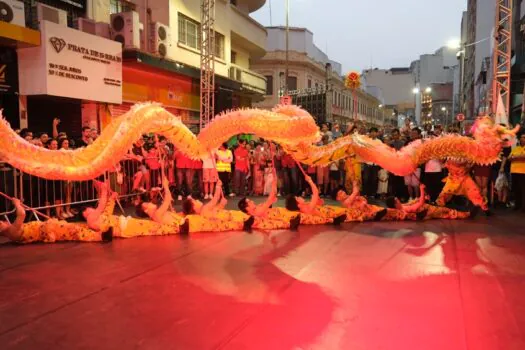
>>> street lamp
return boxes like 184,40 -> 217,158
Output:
425,87 -> 432,93
412,87 -> 420,94
447,39 -> 461,50
378,104 -> 384,125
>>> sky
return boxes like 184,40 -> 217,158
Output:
251,0 -> 467,73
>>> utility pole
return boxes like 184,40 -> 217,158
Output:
284,0 -> 289,95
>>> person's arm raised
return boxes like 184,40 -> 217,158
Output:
305,175 -> 319,213
156,175 -> 173,217
403,184 -> 427,213
343,181 -> 360,207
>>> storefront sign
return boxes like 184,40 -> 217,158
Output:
18,20 -> 122,104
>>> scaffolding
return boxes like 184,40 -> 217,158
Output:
199,0 -> 216,131
490,0 -> 512,116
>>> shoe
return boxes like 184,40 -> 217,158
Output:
289,215 -> 301,231
179,219 -> 190,236
243,216 -> 255,233
177,195 -> 182,201
101,227 -> 114,242
332,214 -> 346,226
229,193 -> 235,197
187,195 -> 193,200
484,209 -> 492,217
373,209 -> 388,221
416,209 -> 428,221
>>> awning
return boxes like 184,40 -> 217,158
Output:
122,50 -> 242,91
0,22 -> 40,48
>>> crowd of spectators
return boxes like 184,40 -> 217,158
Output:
2,116 -> 525,220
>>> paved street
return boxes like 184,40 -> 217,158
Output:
1,201 -> 525,350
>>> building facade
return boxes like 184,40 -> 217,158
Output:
410,47 -> 456,125
2,0 -> 268,136
252,27 -> 388,127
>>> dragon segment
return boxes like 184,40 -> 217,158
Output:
0,104 -> 519,180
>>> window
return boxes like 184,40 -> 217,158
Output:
265,75 -> 273,95
231,50 -> 237,64
307,79 -> 312,88
315,82 -> 319,89
110,0 -> 135,15
178,13 -> 200,50
287,76 -> 297,91
215,32 -> 225,59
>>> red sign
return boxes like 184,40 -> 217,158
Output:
456,113 -> 465,122
280,95 -> 292,105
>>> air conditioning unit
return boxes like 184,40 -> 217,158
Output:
110,11 -> 141,49
0,0 -> 25,27
228,66 -> 242,81
35,2 -> 68,27
76,17 -> 96,35
149,22 -> 170,57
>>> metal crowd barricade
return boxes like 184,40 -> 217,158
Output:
0,154 -> 173,222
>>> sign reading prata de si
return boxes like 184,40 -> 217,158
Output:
17,20 -> 122,104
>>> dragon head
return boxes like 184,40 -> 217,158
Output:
470,116 -> 520,147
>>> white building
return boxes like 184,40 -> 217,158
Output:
252,27 -> 387,126
410,47 -> 457,124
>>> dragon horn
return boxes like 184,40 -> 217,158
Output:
509,124 -> 521,135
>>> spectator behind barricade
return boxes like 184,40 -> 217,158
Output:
332,123 -> 342,139
274,144 -> 284,196
344,121 -> 357,136
492,124 -> 512,207
400,117 -> 412,137
316,135 -> 330,197
20,128 -> 33,141
76,126 -> 93,148
175,147 -> 193,200
90,128 -> 99,141
362,127 -> 380,198
202,149 -> 218,199
377,167 -> 389,199
509,133 -> 525,212
233,139 -> 249,197
57,137 -> 75,218
216,143 -> 233,196
192,155 -> 203,198
389,129 -> 407,199
321,123 -> 333,142
329,160 -> 341,195
145,136 -> 162,189
422,126 -> 444,203
404,128 -> 422,200
281,151 -> 297,195
252,142 -> 267,196
126,136 -> 149,193
39,133 -> 49,145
